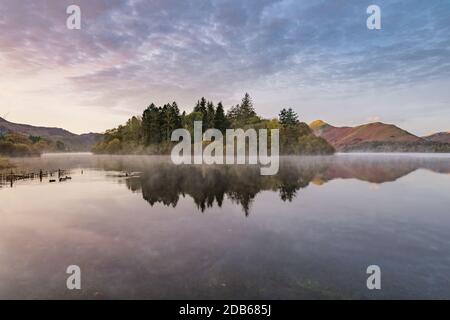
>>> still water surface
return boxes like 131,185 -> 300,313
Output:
0,153 -> 449,299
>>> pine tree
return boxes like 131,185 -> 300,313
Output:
171,102 -> 182,129
206,101 -> 216,129
160,104 -> 170,142
194,97 -> 208,130
181,111 -> 187,128
279,108 -> 299,127
157,102 -> 183,142
214,102 -> 228,133
227,93 -> 258,128
240,93 -> 256,120
142,103 -> 161,145
226,104 -> 240,123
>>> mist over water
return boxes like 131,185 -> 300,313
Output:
0,153 -> 450,299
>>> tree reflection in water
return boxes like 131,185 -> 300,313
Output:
3,154 -> 449,216
120,155 -> 450,215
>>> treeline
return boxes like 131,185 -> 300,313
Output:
92,93 -> 335,155
0,132 -> 66,157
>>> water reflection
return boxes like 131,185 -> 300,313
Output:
1,153 -> 450,299
116,155 -> 448,215
3,154 -> 450,216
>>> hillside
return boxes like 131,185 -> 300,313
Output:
309,120 -> 450,152
0,117 -> 101,152
423,132 -> 450,144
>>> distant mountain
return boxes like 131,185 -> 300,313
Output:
309,120 -> 450,152
423,132 -> 450,144
0,117 -> 101,152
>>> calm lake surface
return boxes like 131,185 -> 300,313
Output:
0,153 -> 449,299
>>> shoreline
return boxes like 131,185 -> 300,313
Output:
2,152 -> 450,162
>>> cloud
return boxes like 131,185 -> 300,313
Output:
367,116 -> 381,123
0,0 -> 449,134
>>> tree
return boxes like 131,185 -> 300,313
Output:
279,108 -> 299,127
142,103 -> 161,145
279,108 -> 306,154
123,116 -> 142,142
181,111 -> 187,128
206,101 -> 216,129
240,93 -> 256,120
193,97 -> 207,114
160,104 -> 170,142
277,107 -> 334,154
171,102 -> 182,129
227,93 -> 258,128
29,135 -> 42,144
226,104 -> 240,124
157,102 -> 183,142
184,111 -> 203,141
194,97 -> 208,131
214,102 -> 228,133
92,95 -> 336,155
106,138 -> 121,153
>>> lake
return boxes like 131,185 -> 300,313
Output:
0,153 -> 449,299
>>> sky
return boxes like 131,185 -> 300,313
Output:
0,0 -> 449,135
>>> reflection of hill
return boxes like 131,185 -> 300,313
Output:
318,155 -> 450,183
319,160 -> 417,183
4,154 -> 449,214
118,155 -> 450,215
